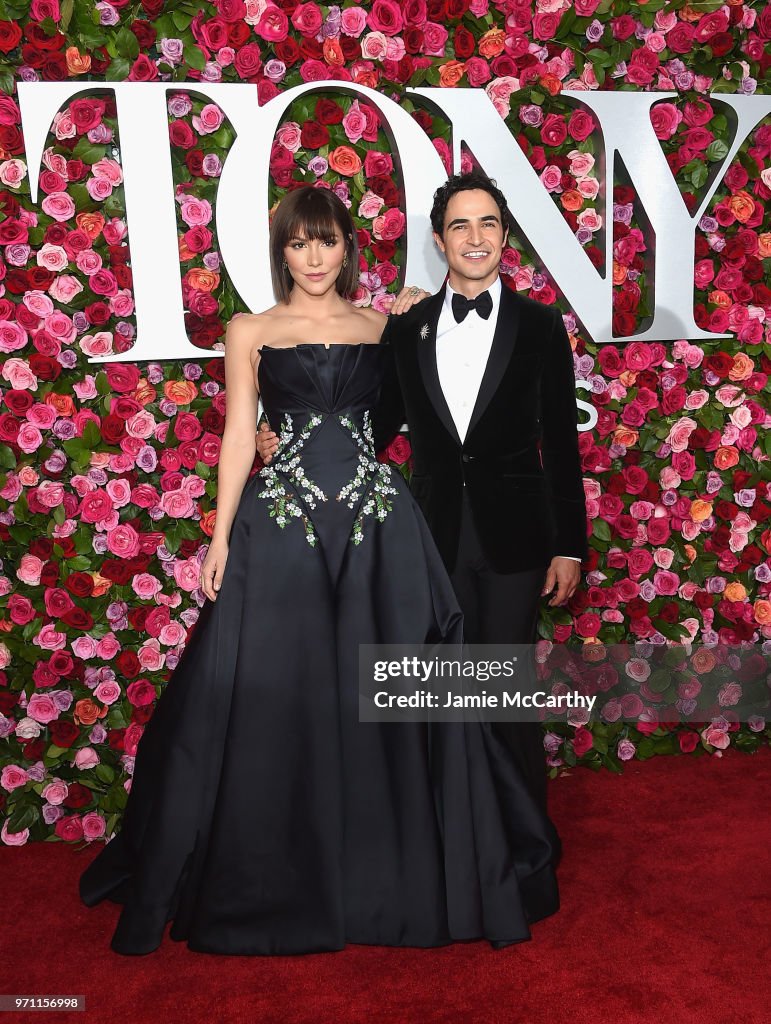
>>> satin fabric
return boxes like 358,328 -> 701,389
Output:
79,343 -> 561,956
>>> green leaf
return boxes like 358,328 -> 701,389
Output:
184,43 -> 207,72
705,139 -> 729,163
116,27 -> 140,60
0,67 -> 14,96
0,443 -> 16,470
82,419 -> 102,447
7,802 -> 38,834
60,0 -> 74,31
105,57 -> 131,83
173,10 -> 193,31
73,136 -> 108,164
592,518 -> 611,543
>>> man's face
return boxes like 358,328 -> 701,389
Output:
433,188 -> 508,294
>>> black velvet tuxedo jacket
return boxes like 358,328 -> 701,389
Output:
373,280 -> 588,574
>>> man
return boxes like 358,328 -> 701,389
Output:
258,171 -> 588,812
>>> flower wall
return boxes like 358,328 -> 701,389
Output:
0,0 -> 770,843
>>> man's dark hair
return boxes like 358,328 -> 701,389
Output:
430,171 -> 513,238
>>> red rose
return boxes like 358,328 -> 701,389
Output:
453,26 -> 475,59
315,97 -> 344,125
679,731 -> 699,754
65,572 -> 94,598
48,720 -> 79,748
387,435 -> 411,463
169,119 -> 195,148
131,20 -> 156,49
291,2 -> 323,37
0,20 -> 22,53
234,42 -> 262,79
572,727 -> 594,756
228,21 -> 251,46
200,17 -> 228,51
62,783 -> 93,809
217,0 -> 247,22
68,97 -> 105,133
128,53 -> 158,81
141,0 -> 165,16
301,120 -> 329,148
274,37 -> 300,64
116,651 -> 141,678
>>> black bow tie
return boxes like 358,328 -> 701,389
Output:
451,290 -> 493,323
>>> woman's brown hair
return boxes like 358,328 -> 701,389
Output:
270,186 -> 359,303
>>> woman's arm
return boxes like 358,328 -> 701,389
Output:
200,318 -> 260,601
211,316 -> 260,546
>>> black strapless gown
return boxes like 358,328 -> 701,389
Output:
79,342 -> 561,956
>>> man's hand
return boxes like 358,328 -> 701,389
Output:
541,556 -> 581,607
389,285 -> 431,315
256,421 -> 278,464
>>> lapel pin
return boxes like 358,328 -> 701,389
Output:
420,324 -> 429,339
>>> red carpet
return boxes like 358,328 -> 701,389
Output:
2,747 -> 769,1024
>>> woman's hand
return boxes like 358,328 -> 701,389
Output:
256,421 -> 279,465
389,285 -> 431,315
201,537 -> 229,601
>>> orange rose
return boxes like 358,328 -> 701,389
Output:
200,508 -> 217,538
178,235 -> 196,262
439,60 -> 466,88
74,699 -> 104,726
724,581 -> 746,602
45,392 -> 75,416
352,67 -> 378,90
478,28 -> 505,58
619,370 -> 637,388
612,260 -> 628,285
323,38 -> 344,66
76,211 -> 105,240
684,544 -> 697,563
707,289 -> 731,308
164,380 -> 198,406
186,268 -> 220,293
540,73 -> 562,96
728,190 -> 755,223
328,146 -> 362,177
690,499 -> 712,523
66,47 -> 91,75
91,572 -> 112,598
753,599 -> 771,624
757,232 -> 771,258
728,352 -> 753,381
691,648 -> 716,673
613,426 -> 638,447
582,642 -> 607,662
135,379 -> 157,405
713,445 -> 739,470
560,189 -> 583,212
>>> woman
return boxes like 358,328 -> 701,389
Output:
79,186 -> 561,956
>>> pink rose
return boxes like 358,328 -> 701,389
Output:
106,523 -> 141,559
650,102 -> 681,140
43,780 -> 68,805
27,692 -> 60,724
94,680 -> 122,705
361,31 -> 388,61
701,725 -> 730,750
256,7 -> 289,42
0,320 -> 27,353
81,812 -> 107,841
41,191 -> 75,222
1,765 -> 29,792
2,821 -> 30,846
666,416 -> 697,452
342,101 -> 367,144
341,7 -> 367,36
174,557 -> 202,592
291,2 -> 323,37
180,196 -> 212,227
422,21 -> 449,56
192,103 -> 225,135
48,275 -> 83,303
373,208 -> 406,241
74,748 -> 100,771
367,0 -> 403,36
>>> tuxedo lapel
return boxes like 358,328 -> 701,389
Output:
465,282 -> 520,439
415,285 -> 462,446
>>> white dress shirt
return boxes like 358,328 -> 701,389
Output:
435,278 -> 580,563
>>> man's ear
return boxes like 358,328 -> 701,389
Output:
502,226 -> 509,248
432,230 -> 446,254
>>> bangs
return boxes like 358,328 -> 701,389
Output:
279,192 -> 342,246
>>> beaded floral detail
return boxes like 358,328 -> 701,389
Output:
257,412 -> 326,546
336,411 -> 398,545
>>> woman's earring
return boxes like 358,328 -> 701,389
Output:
342,255 -> 348,268
282,258 -> 288,269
